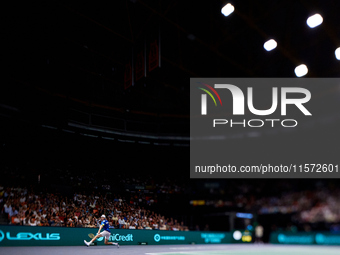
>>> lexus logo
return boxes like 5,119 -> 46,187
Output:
0,230 -> 4,242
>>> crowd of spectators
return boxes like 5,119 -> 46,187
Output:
189,180 -> 340,226
2,162 -> 340,231
257,188 -> 340,223
2,183 -> 340,229
201,180 -> 340,224
0,186 -> 189,231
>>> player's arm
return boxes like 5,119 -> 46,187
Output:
97,223 -> 103,234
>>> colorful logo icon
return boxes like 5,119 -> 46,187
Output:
154,234 -> 161,242
198,82 -> 222,115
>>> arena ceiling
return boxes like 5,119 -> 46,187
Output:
2,0 -> 340,139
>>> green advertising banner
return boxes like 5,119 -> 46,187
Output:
270,232 -> 340,245
0,226 -> 248,246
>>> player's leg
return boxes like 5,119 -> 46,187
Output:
84,233 -> 102,246
103,232 -> 119,247
104,238 -> 112,245
91,233 -> 102,243
104,239 -> 119,245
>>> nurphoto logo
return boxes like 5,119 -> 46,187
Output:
199,83 -> 312,128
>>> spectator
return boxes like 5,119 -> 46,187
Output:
118,216 -> 126,229
29,217 -> 37,226
255,224 -> 264,244
11,215 -> 21,225
9,206 -> 18,219
159,222 -> 167,230
112,214 -> 118,225
3,201 -> 11,218
145,222 -> 152,230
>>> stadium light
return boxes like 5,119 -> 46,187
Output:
221,3 -> 235,17
307,14 -> 323,28
335,47 -> 340,60
294,64 -> 308,77
264,39 -> 277,51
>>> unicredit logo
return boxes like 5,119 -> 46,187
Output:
98,233 -> 133,242
112,233 -> 133,242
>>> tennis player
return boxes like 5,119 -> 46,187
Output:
84,215 -> 119,247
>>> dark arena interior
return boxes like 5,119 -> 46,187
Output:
1,0 -> 340,254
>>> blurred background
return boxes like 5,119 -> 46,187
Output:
1,0 -> 340,244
